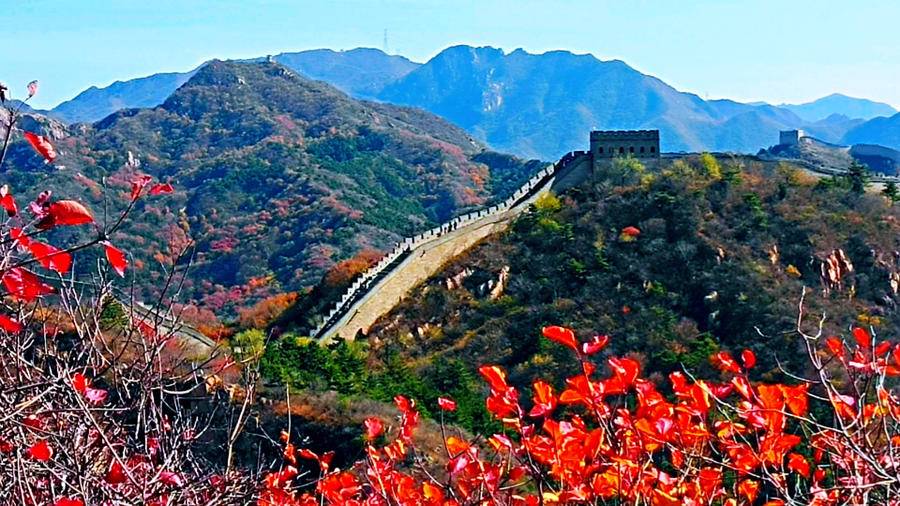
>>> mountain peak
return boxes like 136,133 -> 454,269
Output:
180,59 -> 293,87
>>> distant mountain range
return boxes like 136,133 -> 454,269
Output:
779,94 -> 896,122
842,113 -> 900,151
33,46 -> 900,158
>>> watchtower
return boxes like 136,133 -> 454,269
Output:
779,129 -> 803,146
590,130 -> 660,160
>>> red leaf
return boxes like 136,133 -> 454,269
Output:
2,267 -> 54,301
621,226 -> 641,237
9,228 -> 30,250
23,132 -> 57,162
72,372 -> 88,394
149,183 -> 174,195
738,479 -> 760,502
393,395 -> 414,413
54,499 -> 83,506
874,340 -> 892,357
697,467 -> 722,498
741,349 -> 756,369
824,336 -> 845,359
787,453 -> 810,477
528,380 -> 557,417
731,375 -> 754,400
297,448 -> 319,461
0,193 -> 17,217
103,241 -> 128,277
608,357 -> 640,387
478,365 -> 508,392
28,241 -> 72,274
37,200 -> 94,229
782,383 -> 809,417
437,397 -> 457,412
582,334 -> 609,355
853,327 -> 872,350
0,315 -> 22,332
363,417 -> 383,440
542,325 -> 578,351
711,351 -> 742,373
23,415 -> 43,430
105,461 -> 127,484
27,439 -> 52,461
131,175 -> 153,201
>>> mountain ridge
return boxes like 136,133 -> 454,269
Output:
779,93 -> 897,122
33,46 -> 900,158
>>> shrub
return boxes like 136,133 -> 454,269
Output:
263,317 -> 900,505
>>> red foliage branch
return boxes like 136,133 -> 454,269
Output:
264,313 -> 900,505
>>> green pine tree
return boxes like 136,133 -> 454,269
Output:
846,161 -> 871,194
883,180 -> 900,203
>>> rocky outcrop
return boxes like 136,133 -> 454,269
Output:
820,249 -> 854,295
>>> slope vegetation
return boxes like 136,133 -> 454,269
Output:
2,61 -> 539,314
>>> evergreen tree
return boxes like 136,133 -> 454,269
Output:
846,161 -> 871,194
883,180 -> 900,203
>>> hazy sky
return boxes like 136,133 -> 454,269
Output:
2,0 -> 899,110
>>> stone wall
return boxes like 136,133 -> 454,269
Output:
314,162 -> 563,342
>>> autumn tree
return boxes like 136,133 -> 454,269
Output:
0,80 -> 259,504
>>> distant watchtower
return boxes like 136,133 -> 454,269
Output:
590,130 -> 660,160
550,130 -> 662,190
779,129 -> 804,146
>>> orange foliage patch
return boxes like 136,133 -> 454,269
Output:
322,249 -> 383,288
238,292 -> 299,329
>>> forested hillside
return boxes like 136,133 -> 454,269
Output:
262,154 -> 900,432
0,61 -> 540,316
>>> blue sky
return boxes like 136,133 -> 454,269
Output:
2,0 -> 899,110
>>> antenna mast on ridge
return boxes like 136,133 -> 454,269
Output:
383,29 -> 389,54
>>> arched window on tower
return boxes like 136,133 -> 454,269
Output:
640,146 -> 646,153
629,147 -> 635,153
598,147 -> 604,154
619,147 -> 625,154
650,146 -> 656,153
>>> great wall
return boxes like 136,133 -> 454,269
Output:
171,127 -> 897,348
312,162 -> 552,341
308,129 -> 664,342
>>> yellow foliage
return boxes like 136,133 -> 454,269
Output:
534,192 -> 562,213
857,314 -> 883,327
699,153 -> 722,180
785,264 -> 801,278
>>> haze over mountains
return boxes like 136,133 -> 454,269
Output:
34,46 -> 900,159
